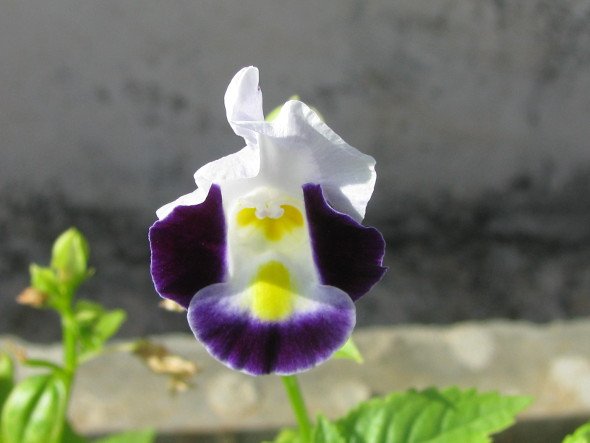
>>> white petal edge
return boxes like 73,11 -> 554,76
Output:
194,145 -> 260,189
157,145 -> 261,219
156,187 -> 208,220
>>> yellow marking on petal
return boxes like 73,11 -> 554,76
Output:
236,205 -> 303,241
251,261 -> 295,321
236,207 -> 258,226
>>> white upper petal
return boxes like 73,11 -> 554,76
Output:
157,67 -> 376,222
227,98 -> 376,222
224,66 -> 265,147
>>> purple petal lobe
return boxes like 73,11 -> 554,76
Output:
149,185 -> 226,308
304,183 -> 386,301
188,283 -> 355,376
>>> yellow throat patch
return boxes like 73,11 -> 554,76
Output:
250,261 -> 295,321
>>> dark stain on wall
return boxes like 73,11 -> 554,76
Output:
2,168 -> 590,342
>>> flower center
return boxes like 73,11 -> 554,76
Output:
236,204 -> 303,242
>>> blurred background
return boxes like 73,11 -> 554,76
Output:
1,0 -> 590,341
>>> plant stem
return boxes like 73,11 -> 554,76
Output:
61,308 -> 77,391
281,375 -> 313,442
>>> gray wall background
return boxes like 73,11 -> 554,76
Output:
1,0 -> 590,340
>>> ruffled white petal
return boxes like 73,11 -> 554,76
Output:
229,99 -> 376,222
224,66 -> 265,147
157,67 -> 376,223
273,101 -> 376,221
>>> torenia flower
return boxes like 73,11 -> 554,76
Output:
149,67 -> 386,376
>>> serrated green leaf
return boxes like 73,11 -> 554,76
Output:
51,228 -> 90,289
563,422 -> 590,443
93,428 -> 155,443
313,416 -> 345,443
1,372 -> 68,443
332,337 -> 364,364
336,387 -> 532,443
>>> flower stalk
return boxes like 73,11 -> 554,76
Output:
281,375 -> 312,443
61,306 -> 78,390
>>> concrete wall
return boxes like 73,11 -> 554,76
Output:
1,0 -> 590,339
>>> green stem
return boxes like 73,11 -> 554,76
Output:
61,308 -> 78,392
281,375 -> 313,442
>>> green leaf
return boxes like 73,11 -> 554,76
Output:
0,353 -> 14,408
332,338 -> 364,364
336,387 -> 532,443
0,352 -> 15,442
75,300 -> 104,323
93,429 -> 156,443
75,300 -> 126,357
313,416 -> 345,443
60,421 -> 88,443
29,264 -> 60,298
1,372 -> 68,443
94,310 -> 127,343
23,359 -> 63,372
563,422 -> 590,443
51,228 -> 91,288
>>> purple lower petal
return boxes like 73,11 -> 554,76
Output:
188,283 -> 355,376
303,183 -> 386,301
149,185 -> 227,308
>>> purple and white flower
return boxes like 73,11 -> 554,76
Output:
149,67 -> 386,376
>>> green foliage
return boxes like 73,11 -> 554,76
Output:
0,353 -> 14,409
312,416 -> 345,443
14,228 -> 142,443
563,422 -> 590,443
29,264 -> 60,298
268,387 -> 532,443
270,418 -> 348,443
51,228 -> 91,289
60,421 -> 88,443
28,228 -> 93,311
332,338 -> 364,364
337,387 -> 531,443
0,353 -> 15,443
1,373 -> 68,443
93,429 -> 156,443
75,300 -> 126,360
